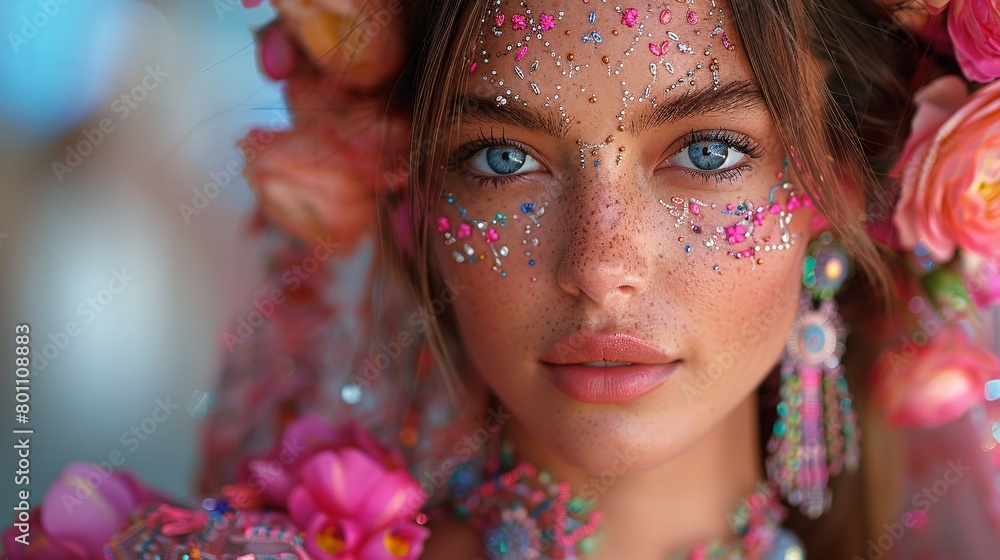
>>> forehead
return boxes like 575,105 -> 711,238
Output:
465,0 -> 745,128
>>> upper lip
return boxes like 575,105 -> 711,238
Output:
540,332 -> 676,365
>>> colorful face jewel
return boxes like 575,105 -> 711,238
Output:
658,161 -> 802,267
438,192 -> 549,278
471,0 -> 735,170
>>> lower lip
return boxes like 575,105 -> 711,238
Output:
544,362 -> 679,403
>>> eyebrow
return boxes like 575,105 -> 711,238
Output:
449,79 -> 766,139
629,79 -> 766,135
449,96 -> 573,139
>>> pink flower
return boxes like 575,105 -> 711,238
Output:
287,449 -> 429,560
485,227 -> 500,244
436,216 -> 450,233
873,327 -> 1000,427
893,76 -> 1000,263
944,0 -> 1000,82
457,222 -> 472,239
240,415 -> 405,508
511,13 -> 527,30
725,223 -> 748,244
539,13 -> 556,31
621,7 -> 639,27
2,464 -> 165,559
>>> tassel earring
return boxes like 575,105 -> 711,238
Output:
766,232 -> 861,518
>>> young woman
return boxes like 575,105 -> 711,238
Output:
6,1 -> 1000,559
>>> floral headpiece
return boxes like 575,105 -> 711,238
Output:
863,0 -> 1000,454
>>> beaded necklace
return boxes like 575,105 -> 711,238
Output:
442,441 -> 805,560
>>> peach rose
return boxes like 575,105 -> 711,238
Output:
241,102 -> 409,251
945,0 -> 1000,83
893,76 -> 1000,263
873,326 -> 1000,427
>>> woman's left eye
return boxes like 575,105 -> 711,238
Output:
469,145 -> 541,176
666,132 -> 758,173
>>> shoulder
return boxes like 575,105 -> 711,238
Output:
420,517 -> 483,560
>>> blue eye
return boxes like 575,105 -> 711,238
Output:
471,145 -> 541,176
667,132 -> 754,173
669,140 -> 746,171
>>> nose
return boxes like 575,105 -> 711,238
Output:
556,171 -> 652,307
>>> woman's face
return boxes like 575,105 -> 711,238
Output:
431,0 -> 816,472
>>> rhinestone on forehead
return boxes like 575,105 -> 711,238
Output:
471,1 -> 732,114
469,1 -> 734,168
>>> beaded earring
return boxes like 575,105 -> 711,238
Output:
766,232 -> 861,518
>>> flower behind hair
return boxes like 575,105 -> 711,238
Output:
942,0 -> 1000,83
892,76 -> 1000,263
873,326 -> 1000,427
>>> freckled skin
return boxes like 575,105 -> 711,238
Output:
431,0 -> 816,476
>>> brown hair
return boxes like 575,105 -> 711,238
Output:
390,0 -> 920,555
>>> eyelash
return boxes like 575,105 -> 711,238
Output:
447,131 -> 528,188
673,129 -> 764,185
448,129 -> 765,188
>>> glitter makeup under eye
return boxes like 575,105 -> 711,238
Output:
658,161 -> 802,269
438,192 -> 550,277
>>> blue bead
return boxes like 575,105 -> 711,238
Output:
521,202 -> 534,213
593,160 -> 600,167
528,259 -> 535,265
684,245 -> 692,253
987,380 -> 1000,402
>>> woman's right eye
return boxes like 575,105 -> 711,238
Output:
469,145 -> 541,176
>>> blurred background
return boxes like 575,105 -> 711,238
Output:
0,0 -> 286,526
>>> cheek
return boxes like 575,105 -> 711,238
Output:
428,193 -> 560,371
677,225 -> 806,405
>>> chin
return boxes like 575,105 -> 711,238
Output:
508,383 -> 706,475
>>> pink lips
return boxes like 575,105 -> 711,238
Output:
540,333 -> 680,403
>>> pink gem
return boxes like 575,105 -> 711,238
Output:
754,212 -> 765,226
495,13 -> 505,27
511,13 -> 527,30
485,227 -> 499,244
769,203 -> 781,215
469,62 -> 477,73
689,202 -> 700,216
742,248 -> 754,258
648,41 -> 669,56
621,7 -> 639,27
726,203 -> 735,211
725,224 -> 748,244
659,9 -> 672,24
515,45 -> 528,61
436,216 -> 450,233
539,13 -> 556,31
457,223 -> 472,238
722,31 -> 735,50
687,10 -> 698,25
787,196 -> 802,212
